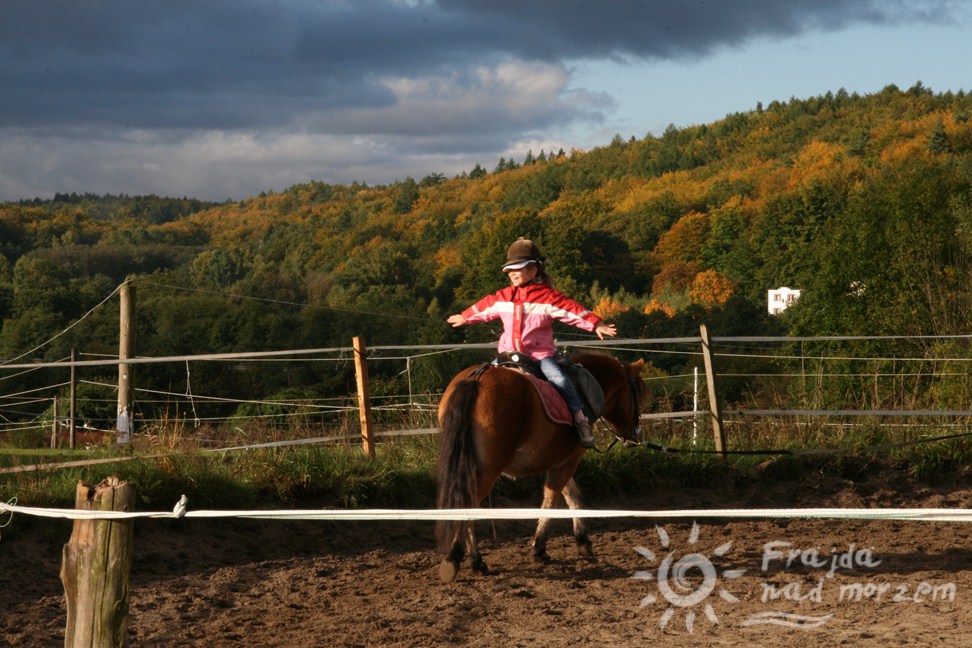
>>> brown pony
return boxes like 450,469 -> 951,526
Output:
435,352 -> 647,582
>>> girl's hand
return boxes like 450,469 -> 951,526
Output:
447,314 -> 466,328
595,323 -> 617,339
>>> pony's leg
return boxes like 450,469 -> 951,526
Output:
563,478 -> 593,557
439,522 -> 491,581
438,521 -> 491,581
466,470 -> 502,576
465,522 -> 491,575
531,483 -> 565,562
438,523 -> 466,583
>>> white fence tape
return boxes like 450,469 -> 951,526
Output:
3,501 -> 972,523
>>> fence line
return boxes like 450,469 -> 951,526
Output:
732,408 -> 972,418
9,332 -> 972,372
4,499 -> 972,523
6,332 -> 972,454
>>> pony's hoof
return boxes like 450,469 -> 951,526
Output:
471,557 -> 492,576
577,541 -> 594,558
438,559 -> 459,583
533,550 -> 551,564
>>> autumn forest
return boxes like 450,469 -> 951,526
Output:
2,82 -> 972,429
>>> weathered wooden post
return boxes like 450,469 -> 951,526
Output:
70,347 -> 77,449
699,324 -> 727,457
61,476 -> 135,648
353,336 -> 376,458
51,396 -> 59,449
117,281 -> 135,445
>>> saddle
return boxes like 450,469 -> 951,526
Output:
495,352 -> 605,425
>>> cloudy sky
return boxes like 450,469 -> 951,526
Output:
2,0 -> 970,202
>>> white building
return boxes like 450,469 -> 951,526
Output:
768,287 -> 802,315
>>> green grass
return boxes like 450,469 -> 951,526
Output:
0,436 -> 441,511
2,419 -> 970,514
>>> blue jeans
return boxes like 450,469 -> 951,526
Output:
539,357 -> 585,416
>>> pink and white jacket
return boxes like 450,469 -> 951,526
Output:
461,281 -> 603,360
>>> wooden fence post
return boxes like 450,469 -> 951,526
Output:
699,324 -> 727,457
117,281 -> 135,445
51,396 -> 59,449
70,347 -> 77,449
61,476 -> 135,648
353,336 -> 376,458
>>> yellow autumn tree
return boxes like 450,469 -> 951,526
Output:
689,269 -> 735,307
593,294 -> 630,320
652,211 -> 709,265
643,299 -> 676,318
643,260 -> 700,317
786,140 -> 845,190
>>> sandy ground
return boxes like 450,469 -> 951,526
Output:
3,469 -> 972,647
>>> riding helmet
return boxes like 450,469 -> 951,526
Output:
502,237 -> 545,271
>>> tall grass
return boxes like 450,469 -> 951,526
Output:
0,435 -> 440,511
2,414 -> 970,515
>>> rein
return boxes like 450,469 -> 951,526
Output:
466,362 -> 492,381
591,360 -> 644,453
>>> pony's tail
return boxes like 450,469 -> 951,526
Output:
435,378 -> 480,555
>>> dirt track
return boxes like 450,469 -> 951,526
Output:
3,471 -> 972,647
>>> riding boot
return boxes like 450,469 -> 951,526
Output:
574,413 -> 595,448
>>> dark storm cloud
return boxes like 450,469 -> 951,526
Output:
0,0 -> 962,201
2,1 -> 400,129
0,0 -> 955,133
435,0 -> 955,61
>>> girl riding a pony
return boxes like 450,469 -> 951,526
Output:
447,238 -> 617,448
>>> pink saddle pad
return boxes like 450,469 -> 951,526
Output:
519,371 -> 572,426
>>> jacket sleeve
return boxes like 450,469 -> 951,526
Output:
545,288 -> 602,331
461,290 -> 505,324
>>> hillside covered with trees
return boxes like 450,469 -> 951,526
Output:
2,83 -> 972,423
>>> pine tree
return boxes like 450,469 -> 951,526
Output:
928,118 -> 950,153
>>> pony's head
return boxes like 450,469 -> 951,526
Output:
573,353 -> 647,443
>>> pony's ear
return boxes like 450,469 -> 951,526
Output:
627,358 -> 645,376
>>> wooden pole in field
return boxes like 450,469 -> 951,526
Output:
353,336 -> 376,458
69,347 -> 77,449
61,476 -> 135,648
699,324 -> 727,457
117,281 -> 135,444
51,396 -> 59,449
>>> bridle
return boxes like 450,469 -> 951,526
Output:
622,369 -> 644,443
599,359 -> 644,448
